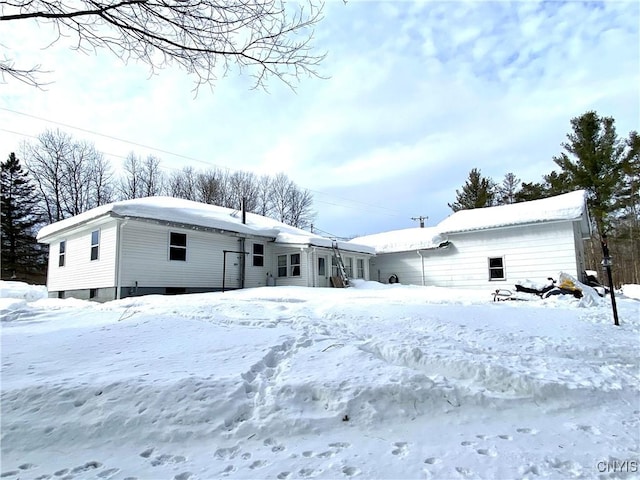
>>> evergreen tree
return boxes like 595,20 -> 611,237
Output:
552,111 -> 629,238
496,172 -> 521,205
448,168 -> 496,212
1,152 -> 45,281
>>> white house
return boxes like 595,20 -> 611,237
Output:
37,197 -> 374,301
352,190 -> 592,290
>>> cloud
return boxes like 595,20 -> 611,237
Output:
1,0 -> 638,237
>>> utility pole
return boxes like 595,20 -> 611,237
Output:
411,216 -> 428,228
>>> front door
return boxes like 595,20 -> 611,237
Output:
223,251 -> 242,290
317,255 -> 329,287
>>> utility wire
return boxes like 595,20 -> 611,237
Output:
0,106 -> 410,219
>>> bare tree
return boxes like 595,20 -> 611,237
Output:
270,172 -> 293,223
119,153 -> 142,200
90,154 -> 116,206
255,174 -> 273,217
168,166 -> 198,200
268,172 -> 314,228
22,129 -> 107,221
140,155 -> 165,196
228,170 -> 259,211
1,0 -> 325,90
119,153 -> 165,199
22,130 -> 70,222
286,184 -> 315,229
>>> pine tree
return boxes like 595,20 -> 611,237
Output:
448,168 -> 496,212
553,111 -> 629,238
497,172 -> 521,205
1,152 -> 45,281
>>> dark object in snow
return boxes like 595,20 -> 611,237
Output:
342,415 -> 349,422
494,277 -> 584,301
584,272 -> 609,297
388,274 -> 399,284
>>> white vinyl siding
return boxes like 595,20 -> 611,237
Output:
46,221 -> 118,292
370,221 -> 581,289
119,221 -> 246,289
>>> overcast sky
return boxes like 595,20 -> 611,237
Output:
1,0 -> 638,238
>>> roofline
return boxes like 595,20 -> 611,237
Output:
38,211 -> 277,243
110,213 -> 276,241
440,216 -> 585,235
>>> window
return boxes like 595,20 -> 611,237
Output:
277,255 -> 287,277
318,257 -> 326,277
331,256 -> 338,277
290,253 -> 301,277
253,243 -> 264,267
357,259 -> 365,279
89,288 -> 97,299
90,230 -> 100,261
345,257 -> 353,278
165,287 -> 186,295
489,257 -> 505,280
169,232 -> 187,261
58,240 -> 66,267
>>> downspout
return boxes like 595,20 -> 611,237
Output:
416,250 -> 425,286
114,218 -> 126,300
311,247 -> 317,287
240,238 -> 246,289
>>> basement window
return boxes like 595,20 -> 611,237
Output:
253,243 -> 264,267
290,253 -> 301,277
488,257 -> 505,281
169,232 -> 187,261
277,255 -> 287,277
58,240 -> 66,267
90,230 -> 100,261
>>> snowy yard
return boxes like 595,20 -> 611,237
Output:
1,280 -> 639,479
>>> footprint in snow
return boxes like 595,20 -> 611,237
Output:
391,442 -> 409,456
516,428 -> 538,435
497,435 -> 512,440
342,466 -> 361,477
249,460 -> 267,469
476,448 -> 497,457
424,458 -> 441,465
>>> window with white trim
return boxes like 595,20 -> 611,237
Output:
253,243 -> 264,267
345,257 -> 353,278
290,253 -> 301,277
488,257 -> 505,280
357,258 -> 365,279
90,230 -> 100,261
277,255 -> 287,277
58,240 -> 66,267
169,232 -> 187,261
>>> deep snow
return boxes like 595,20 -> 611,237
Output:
1,280 -> 639,480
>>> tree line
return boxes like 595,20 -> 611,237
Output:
449,111 -> 639,286
1,129 -> 315,282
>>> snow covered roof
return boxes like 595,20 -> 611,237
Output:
349,227 -> 447,254
436,190 -> 589,234
350,190 -> 590,253
37,197 -> 375,254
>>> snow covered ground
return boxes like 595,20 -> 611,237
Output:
2,280 -> 639,480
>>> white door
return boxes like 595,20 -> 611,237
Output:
317,255 -> 329,287
224,252 -> 242,290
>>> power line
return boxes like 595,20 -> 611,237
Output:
0,106 -> 411,220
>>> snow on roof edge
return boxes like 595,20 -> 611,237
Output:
36,197 -> 375,254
